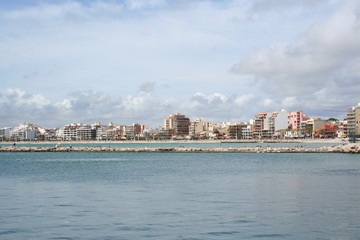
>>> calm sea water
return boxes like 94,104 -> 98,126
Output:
1,152 -> 359,240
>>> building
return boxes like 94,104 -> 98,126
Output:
289,111 -> 307,129
300,118 -> 328,137
9,123 -> 40,141
62,123 -> 96,141
346,103 -> 360,136
227,122 -> 249,139
338,120 -> 348,138
262,113 -> 274,138
315,125 -> 339,138
94,123 -> 120,141
284,129 -> 306,139
164,113 -> 190,137
252,112 -> 267,139
124,123 -> 144,140
0,127 -> 12,140
76,125 -> 96,141
272,110 -> 289,138
63,124 -> 79,140
251,110 -> 289,139
189,119 -> 211,138
274,110 -> 289,131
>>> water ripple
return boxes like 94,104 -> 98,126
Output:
252,233 -> 292,238
0,229 -> 25,235
207,231 -> 241,236
1,151 -> 360,239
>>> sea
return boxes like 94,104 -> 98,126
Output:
1,142 -> 359,240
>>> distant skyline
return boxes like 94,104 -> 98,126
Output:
1,0 -> 359,128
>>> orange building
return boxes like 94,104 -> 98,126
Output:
315,125 -> 339,138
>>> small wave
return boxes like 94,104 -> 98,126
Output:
233,219 -> 254,224
207,231 -> 240,236
51,237 -> 73,240
55,204 -> 78,207
0,229 -> 24,235
324,169 -> 360,176
252,233 -> 292,238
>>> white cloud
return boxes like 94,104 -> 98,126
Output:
231,1 -> 360,101
281,96 -> 297,108
250,0 -> 334,13
0,86 -> 354,128
0,88 -> 276,127
1,1 -> 123,21
1,0 -> 251,100
190,93 -> 227,106
234,94 -> 256,106
0,0 -> 357,126
125,0 -> 166,9
260,98 -> 276,108
55,99 -> 72,110
187,92 -> 268,122
0,88 -> 49,109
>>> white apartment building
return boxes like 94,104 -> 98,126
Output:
0,127 -> 12,139
76,125 -> 96,141
274,109 -> 289,131
241,125 -> 252,139
63,124 -> 78,140
253,110 -> 289,138
9,123 -> 40,141
62,123 -> 97,141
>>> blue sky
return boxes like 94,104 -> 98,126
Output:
1,0 -> 359,128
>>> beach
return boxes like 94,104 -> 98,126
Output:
1,138 -> 348,145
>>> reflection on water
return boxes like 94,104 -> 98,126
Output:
1,152 -> 359,239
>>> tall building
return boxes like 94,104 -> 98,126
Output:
261,109 -> 289,138
274,109 -> 289,131
76,125 -> 96,141
164,113 -> 190,137
289,111 -> 307,129
9,123 -> 40,141
189,119 -> 211,138
0,127 -> 12,140
227,122 -> 249,139
252,112 -> 267,139
263,113 -> 274,138
124,123 -> 144,140
63,124 -> 79,140
346,103 -> 360,136
63,123 -> 96,141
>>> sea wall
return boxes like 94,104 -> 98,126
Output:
1,144 -> 359,153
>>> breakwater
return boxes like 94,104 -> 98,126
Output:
1,144 -> 359,153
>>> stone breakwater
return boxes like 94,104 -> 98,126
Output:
1,144 -> 359,153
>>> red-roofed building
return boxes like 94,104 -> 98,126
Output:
315,125 -> 339,138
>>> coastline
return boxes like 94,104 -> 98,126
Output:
0,138 -> 347,145
1,143 -> 359,153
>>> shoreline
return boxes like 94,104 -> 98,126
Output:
0,138 -> 347,145
1,143 -> 359,154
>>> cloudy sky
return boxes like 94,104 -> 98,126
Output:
1,0 -> 359,128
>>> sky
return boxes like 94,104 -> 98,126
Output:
1,0 -> 359,128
